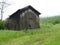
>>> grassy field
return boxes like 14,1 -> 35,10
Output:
0,16 -> 60,45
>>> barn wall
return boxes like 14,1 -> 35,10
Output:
5,9 -> 40,30
5,12 -> 20,30
20,9 -> 40,29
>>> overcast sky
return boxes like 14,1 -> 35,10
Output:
0,0 -> 60,20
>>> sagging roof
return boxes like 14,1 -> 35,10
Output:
10,5 -> 41,18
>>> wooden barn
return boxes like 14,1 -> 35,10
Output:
5,5 -> 41,30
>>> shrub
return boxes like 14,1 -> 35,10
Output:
0,20 -> 6,29
52,20 -> 60,25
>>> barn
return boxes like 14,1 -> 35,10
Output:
5,5 -> 41,30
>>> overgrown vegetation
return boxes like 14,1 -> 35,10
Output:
41,16 -> 60,24
0,16 -> 60,45
0,20 -> 6,29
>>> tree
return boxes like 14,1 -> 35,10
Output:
0,0 -> 10,20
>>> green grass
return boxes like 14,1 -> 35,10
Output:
0,16 -> 60,45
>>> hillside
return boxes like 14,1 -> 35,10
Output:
41,16 -> 60,24
0,16 -> 60,45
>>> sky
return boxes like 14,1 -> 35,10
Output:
0,0 -> 60,20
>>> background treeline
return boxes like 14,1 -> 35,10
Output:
41,16 -> 60,25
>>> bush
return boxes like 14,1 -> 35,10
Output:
52,20 -> 60,25
0,20 -> 6,29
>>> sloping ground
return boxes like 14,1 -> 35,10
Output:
0,23 -> 60,45
0,16 -> 60,45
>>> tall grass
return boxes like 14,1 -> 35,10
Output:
0,16 -> 60,45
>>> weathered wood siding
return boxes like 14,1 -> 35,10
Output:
19,9 -> 40,29
5,9 -> 40,30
